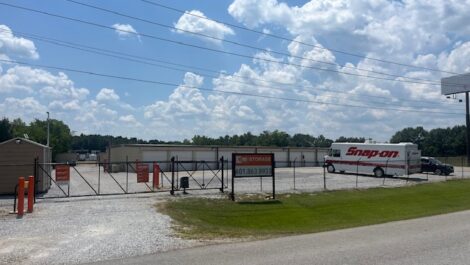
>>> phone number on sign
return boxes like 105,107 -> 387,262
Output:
235,167 -> 272,177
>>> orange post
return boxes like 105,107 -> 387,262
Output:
153,163 -> 160,189
28,176 -> 34,213
17,177 -> 25,217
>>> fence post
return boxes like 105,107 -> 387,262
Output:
170,157 -> 175,195
323,165 -> 326,190
272,160 -> 276,200
68,171 -> 71,197
293,159 -> 296,190
462,156 -> 464,179
98,161 -> 101,195
33,158 -> 38,203
383,159 -> 389,186
406,157 -> 410,182
202,162 -> 205,187
220,156 -> 224,193
27,176 -> 34,213
356,158 -> 360,189
126,156 -> 129,193
17,177 -> 25,217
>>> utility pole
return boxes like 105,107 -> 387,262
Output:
466,92 -> 470,166
46,111 -> 50,147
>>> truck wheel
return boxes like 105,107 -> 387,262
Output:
434,169 -> 442,175
327,164 -> 335,173
373,168 -> 384,178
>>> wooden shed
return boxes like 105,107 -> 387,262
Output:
0,137 -> 52,195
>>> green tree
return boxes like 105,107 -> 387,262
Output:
390,126 -> 427,144
290,133 -> 316,147
390,125 -> 466,156
335,136 -> 366,143
10,118 -> 28,138
28,119 -> 72,157
0,117 -> 12,142
314,135 -> 333,147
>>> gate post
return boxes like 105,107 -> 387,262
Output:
170,157 -> 175,195
17,177 -> 25,217
220,156 -> 224,193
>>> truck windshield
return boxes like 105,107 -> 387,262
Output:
430,158 -> 442,165
328,149 -> 341,157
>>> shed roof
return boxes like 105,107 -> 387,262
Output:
0,137 -> 50,149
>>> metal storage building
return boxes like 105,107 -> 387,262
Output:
106,144 -> 329,172
0,137 -> 52,194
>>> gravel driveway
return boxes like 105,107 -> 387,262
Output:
0,194 -> 198,265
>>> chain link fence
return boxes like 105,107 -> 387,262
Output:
1,156 -> 468,201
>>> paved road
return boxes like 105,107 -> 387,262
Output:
88,210 -> 470,265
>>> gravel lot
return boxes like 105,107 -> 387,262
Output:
0,194 -> 199,265
0,164 -> 467,265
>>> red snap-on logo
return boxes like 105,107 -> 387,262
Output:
345,147 -> 399,158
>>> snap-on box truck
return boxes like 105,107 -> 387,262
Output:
324,142 -> 421,177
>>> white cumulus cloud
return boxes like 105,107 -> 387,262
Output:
96,88 -> 120,102
174,10 -> 234,44
112,23 -> 141,42
0,25 -> 39,59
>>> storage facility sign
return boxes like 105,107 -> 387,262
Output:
232,153 -> 274,178
55,165 -> 70,182
136,163 -> 149,183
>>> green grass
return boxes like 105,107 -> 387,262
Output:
158,179 -> 470,239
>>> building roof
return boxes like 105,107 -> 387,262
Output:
0,137 -> 50,149
111,143 -> 328,150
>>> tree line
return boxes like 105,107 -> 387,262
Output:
0,117 -> 466,158
390,126 -> 466,157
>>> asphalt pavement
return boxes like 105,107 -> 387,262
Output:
87,210 -> 470,265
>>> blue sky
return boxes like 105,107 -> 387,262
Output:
1,0 -> 470,141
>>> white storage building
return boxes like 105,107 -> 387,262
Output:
106,144 -> 328,171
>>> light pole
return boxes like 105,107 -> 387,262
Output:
46,111 -> 50,147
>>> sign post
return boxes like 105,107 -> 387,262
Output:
442,75 -> 470,165
231,153 -> 275,201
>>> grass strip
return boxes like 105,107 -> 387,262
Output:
158,179 -> 470,239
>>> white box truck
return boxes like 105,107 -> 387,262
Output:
324,142 -> 421,177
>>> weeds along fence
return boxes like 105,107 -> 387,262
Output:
1,157 -> 468,199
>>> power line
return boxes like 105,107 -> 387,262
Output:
0,2 -> 462,88
0,58 -> 464,116
1,27 -> 462,110
141,0 -> 460,76
64,0 -> 442,84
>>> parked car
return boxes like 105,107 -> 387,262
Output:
420,157 -> 454,175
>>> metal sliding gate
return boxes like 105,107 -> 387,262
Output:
36,157 -> 229,199
169,157 -> 229,195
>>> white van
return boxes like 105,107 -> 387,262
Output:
324,142 -> 421,177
